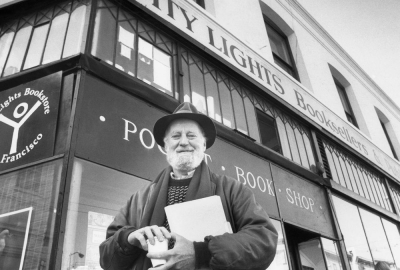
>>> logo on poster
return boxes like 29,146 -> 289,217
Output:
0,88 -> 52,164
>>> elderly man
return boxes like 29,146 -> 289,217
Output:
100,102 -> 278,270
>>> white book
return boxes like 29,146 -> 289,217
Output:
165,195 -> 233,242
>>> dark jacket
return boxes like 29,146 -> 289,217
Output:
99,161 -> 278,270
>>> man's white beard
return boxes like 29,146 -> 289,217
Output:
167,150 -> 204,172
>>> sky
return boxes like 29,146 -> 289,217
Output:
296,0 -> 400,108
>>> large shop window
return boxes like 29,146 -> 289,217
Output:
180,48 -> 316,172
0,0 -> 88,77
0,159 -> 62,270
332,195 -> 400,270
60,158 -> 150,270
91,0 -> 176,97
318,136 -> 393,213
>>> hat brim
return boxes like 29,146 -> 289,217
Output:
154,113 -> 216,149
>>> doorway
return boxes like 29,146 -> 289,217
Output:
284,224 -> 328,270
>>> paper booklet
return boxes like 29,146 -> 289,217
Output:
165,195 -> 233,242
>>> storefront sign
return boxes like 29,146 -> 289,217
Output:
76,76 -> 279,216
272,165 -> 335,238
128,0 -> 400,180
0,72 -> 62,171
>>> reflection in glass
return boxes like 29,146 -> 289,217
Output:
269,219 -> 289,270
116,23 -> 136,76
0,160 -> 62,270
42,12 -> 69,64
218,79 -> 234,128
382,219 -> 400,270
332,196 -> 373,270
23,23 -> 50,70
91,6 -> 116,64
322,238 -> 344,270
359,209 -> 394,266
3,26 -> 32,76
232,90 -> 248,135
63,4 -> 87,58
0,31 -> 15,75
61,158 -> 150,270
298,238 -> 327,270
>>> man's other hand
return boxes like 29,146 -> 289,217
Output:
147,233 -> 195,270
128,226 -> 171,251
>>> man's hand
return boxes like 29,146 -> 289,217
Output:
128,226 -> 171,251
147,233 -> 195,270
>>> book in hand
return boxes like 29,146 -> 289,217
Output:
164,195 -> 233,242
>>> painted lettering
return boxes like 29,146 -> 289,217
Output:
122,118 -> 137,141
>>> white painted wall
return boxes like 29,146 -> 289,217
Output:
210,0 -> 400,161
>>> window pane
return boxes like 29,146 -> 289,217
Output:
42,12 -> 69,64
91,7 -> 116,64
244,97 -> 260,142
257,110 -> 280,152
276,117 -> 291,158
3,25 -> 32,76
322,238 -> 344,270
231,90 -> 248,135
61,158 -> 150,270
189,61 -> 207,113
204,69 -> 222,123
285,123 -> 301,164
63,4 -> 87,58
23,23 -> 50,70
0,31 -> 15,76
265,23 -> 291,65
218,79 -> 234,128
269,219 -> 289,270
332,196 -> 373,270
0,160 -> 62,270
115,23 -> 136,76
382,219 -> 400,269
298,238 -> 327,270
359,209 -> 395,265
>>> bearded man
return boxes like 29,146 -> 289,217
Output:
99,102 -> 278,270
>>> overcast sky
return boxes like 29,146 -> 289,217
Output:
297,0 -> 400,108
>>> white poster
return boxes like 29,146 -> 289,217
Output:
85,211 -> 114,270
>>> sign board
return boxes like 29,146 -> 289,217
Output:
0,72 -> 62,171
76,75 -> 279,216
272,165 -> 335,238
127,0 -> 400,180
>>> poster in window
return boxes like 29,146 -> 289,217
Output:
85,211 -> 114,270
0,207 -> 33,270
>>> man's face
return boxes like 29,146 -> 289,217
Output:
164,119 -> 206,173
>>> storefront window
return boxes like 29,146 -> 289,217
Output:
359,209 -> 395,268
61,158 -> 150,270
269,219 -> 289,270
91,0 -> 175,96
0,159 -> 62,270
0,0 -> 88,77
382,219 -> 400,269
332,196 -> 373,270
298,238 -> 327,270
322,238 -> 344,270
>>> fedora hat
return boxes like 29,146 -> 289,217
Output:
153,102 -> 216,149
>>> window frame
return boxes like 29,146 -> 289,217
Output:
256,109 -> 282,153
264,18 -> 299,81
333,78 -> 358,128
380,120 -> 398,161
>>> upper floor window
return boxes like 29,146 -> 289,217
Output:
192,0 -> 205,8
376,108 -> 399,161
264,20 -> 298,80
380,120 -> 398,160
334,79 -> 358,128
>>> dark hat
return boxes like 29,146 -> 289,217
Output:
153,102 -> 216,149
